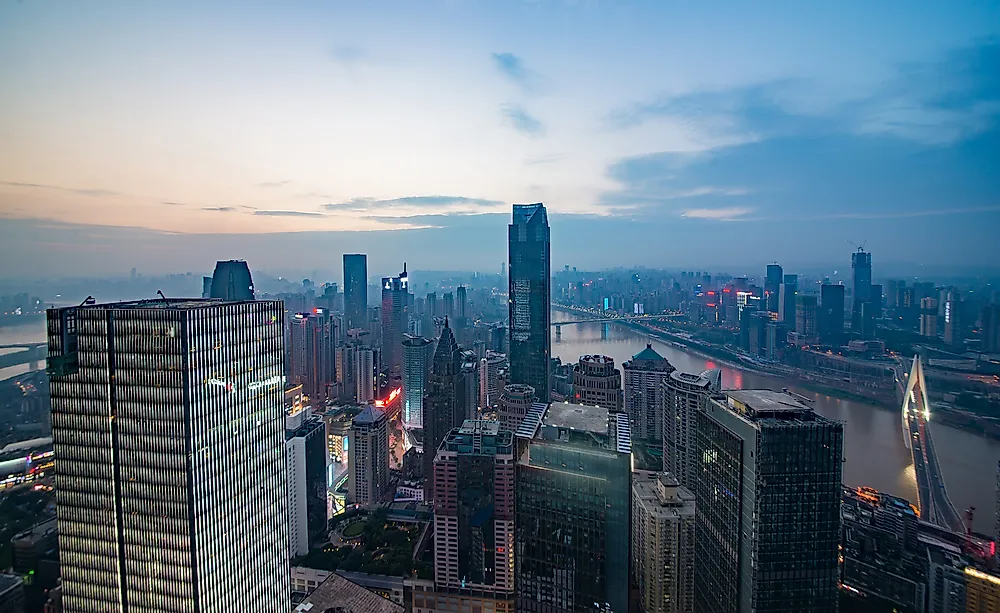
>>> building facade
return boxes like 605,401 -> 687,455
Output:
498,383 -> 534,432
515,403 -> 632,613
288,309 -> 337,403
765,263 -> 783,315
402,336 -> 435,428
508,203 -> 551,401
344,254 -> 368,331
662,368 -> 720,490
572,355 -> 623,411
852,249 -> 873,336
46,299 -> 289,611
631,471 -> 696,613
286,408 -> 328,558
479,351 -> 508,411
965,568 -> 1000,613
423,321 -> 464,502
381,264 -> 410,379
348,405 -> 388,505
694,390 -> 843,613
624,344 -> 675,441
432,420 -> 515,611
208,259 -> 255,301
820,283 -> 846,346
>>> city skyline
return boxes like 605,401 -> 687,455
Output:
1,2 -> 999,277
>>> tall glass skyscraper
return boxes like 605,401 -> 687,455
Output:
402,335 -> 434,428
764,263 -> 783,314
851,248 -> 872,336
508,203 -> 550,401
343,253 -> 368,330
694,390 -> 843,613
381,263 -> 409,379
209,259 -> 255,301
515,402 -> 632,613
45,299 -> 289,612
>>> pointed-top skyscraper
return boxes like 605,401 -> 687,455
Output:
508,203 -> 551,402
423,318 -> 463,501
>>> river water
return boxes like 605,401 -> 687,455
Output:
552,311 -> 1000,533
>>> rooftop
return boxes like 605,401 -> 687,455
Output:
295,572 -> 403,613
726,389 -> 811,415
629,344 -> 669,363
353,405 -> 386,426
543,401 -> 609,435
57,297 -> 263,311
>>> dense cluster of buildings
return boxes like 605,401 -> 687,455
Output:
4,201 -> 996,613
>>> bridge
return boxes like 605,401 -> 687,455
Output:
901,355 -> 965,533
0,343 -> 47,372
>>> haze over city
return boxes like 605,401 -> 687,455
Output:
1,1 -> 999,278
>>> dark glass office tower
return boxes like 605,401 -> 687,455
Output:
343,253 -> 368,330
695,390 -> 843,613
209,259 -> 255,301
381,264 -> 409,379
765,263 -> 783,314
46,299 -> 289,612
515,403 -> 632,613
508,203 -> 551,401
851,249 -> 872,336
820,283 -> 846,346
779,273 -> 798,323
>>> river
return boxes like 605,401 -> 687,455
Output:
552,310 -> 1000,533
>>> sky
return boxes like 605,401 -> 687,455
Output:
0,0 -> 998,280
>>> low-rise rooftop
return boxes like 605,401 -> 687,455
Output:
543,401 -> 609,435
295,572 -> 403,613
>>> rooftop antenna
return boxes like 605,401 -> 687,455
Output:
848,240 -> 867,253
78,295 -> 95,307
157,290 -> 167,303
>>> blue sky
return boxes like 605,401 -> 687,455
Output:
0,1 -> 998,278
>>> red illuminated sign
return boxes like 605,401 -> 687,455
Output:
374,387 -> 402,407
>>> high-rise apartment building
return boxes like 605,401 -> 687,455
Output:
348,405 -> 388,505
45,299 -> 289,611
965,568 -> 1000,613
515,402 -> 632,613
820,283 -> 845,346
662,368 -> 720,490
479,351 -> 508,410
778,274 -> 798,323
624,344 -> 675,441
572,354 -> 623,410
442,292 -> 455,320
208,259 -> 255,301
402,336 -> 434,428
432,420 -> 515,611
286,407 -> 328,557
921,297 -> 940,338
498,383 -> 534,432
695,390 -> 843,613
943,290 -> 963,347
765,263 -> 783,314
288,309 -> 337,403
631,471 -> 696,613
343,254 -> 368,331
508,203 -> 551,401
423,321 -> 464,501
382,264 -> 410,379
795,294 -> 818,336
851,249 -> 873,336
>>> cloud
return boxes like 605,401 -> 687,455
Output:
681,207 -> 754,221
257,180 -> 291,188
324,195 -> 505,218
161,201 -> 187,206
253,210 -> 326,217
330,45 -> 365,63
491,52 -> 539,90
524,153 -> 565,166
202,207 -> 236,212
501,104 -> 544,136
0,180 -> 123,197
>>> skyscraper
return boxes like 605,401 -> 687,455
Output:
46,299 -> 289,611
515,402 -> 632,613
479,351 -> 508,410
765,263 -> 783,314
943,289 -> 963,347
286,407 -> 328,558
631,471 -> 696,613
778,274 -> 798,323
423,320 -> 463,501
572,354 -> 623,410
624,344 -> 675,441
851,248 -> 873,336
209,259 -> 255,301
381,263 -> 410,379
984,304 -> 1000,353
343,254 -> 368,331
402,336 -> 434,428
662,368 -> 720,490
288,309 -> 337,403
921,297 -> 939,338
794,294 -> 818,336
498,383 -> 535,432
695,390 -> 843,613
508,203 -> 551,401
819,283 -> 845,346
348,405 -> 388,505
432,420 -> 515,610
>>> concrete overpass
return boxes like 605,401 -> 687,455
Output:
901,355 -> 965,533
0,343 -> 46,372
